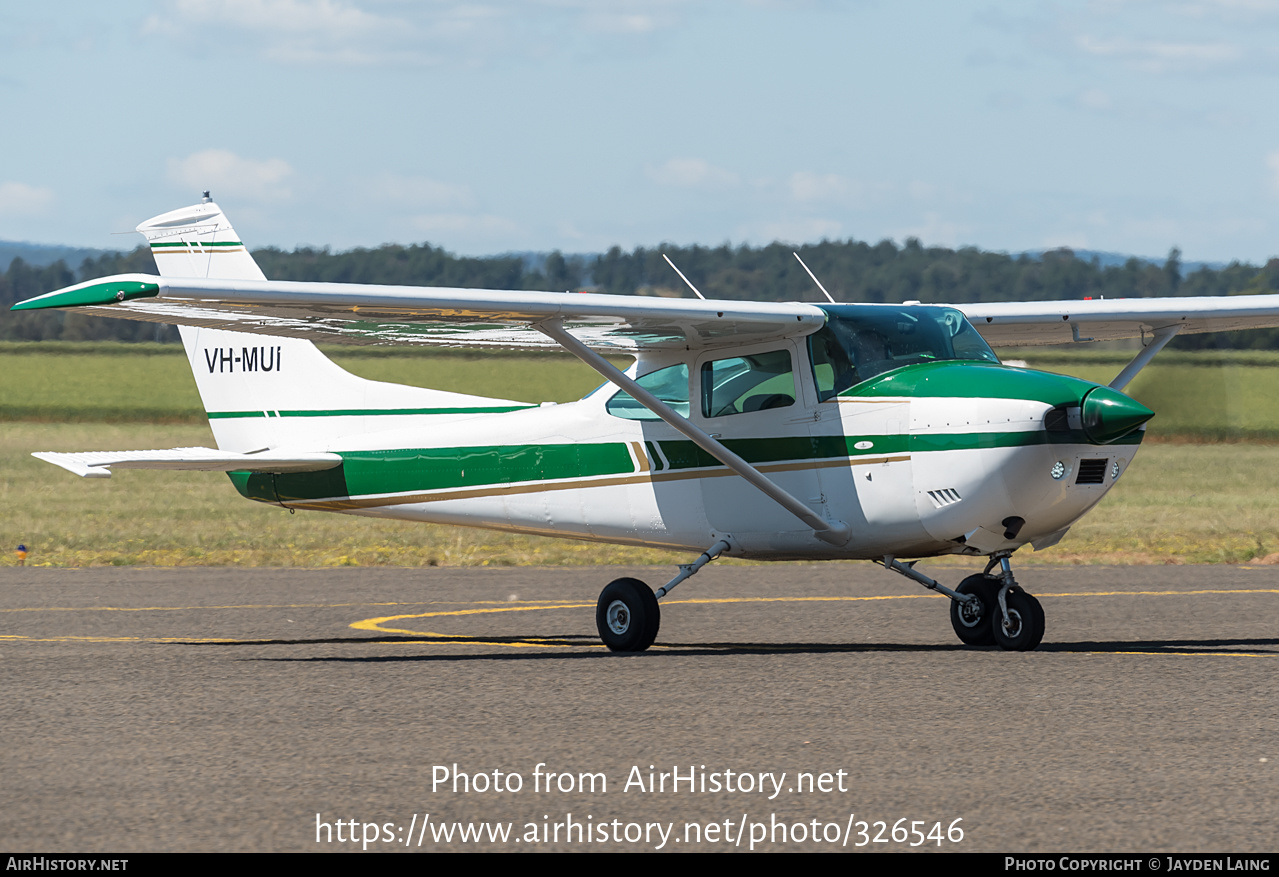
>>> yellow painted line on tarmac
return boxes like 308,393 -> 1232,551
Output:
1103,650 -> 1272,658
351,590 -> 1279,654
1044,589 -> 1279,598
0,635 -> 238,644
0,599 -> 576,614
4,589 -> 1276,653
0,599 -> 595,649
353,602 -> 594,649
353,594 -> 960,649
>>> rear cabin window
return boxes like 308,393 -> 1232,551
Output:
605,363 -> 689,420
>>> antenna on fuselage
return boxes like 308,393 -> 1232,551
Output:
792,251 -> 837,304
662,253 -> 707,300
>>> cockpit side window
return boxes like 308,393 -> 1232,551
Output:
701,349 -> 795,417
605,363 -> 690,420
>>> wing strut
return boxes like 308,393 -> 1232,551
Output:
536,320 -> 851,546
1108,325 -> 1181,391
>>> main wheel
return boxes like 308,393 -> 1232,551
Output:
950,574 -> 998,646
596,578 -> 660,653
992,589 -> 1045,652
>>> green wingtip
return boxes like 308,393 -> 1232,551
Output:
10,278 -> 160,311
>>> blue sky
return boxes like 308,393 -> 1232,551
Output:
4,1 -> 1279,263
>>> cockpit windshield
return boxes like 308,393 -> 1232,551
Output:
809,304 -> 999,400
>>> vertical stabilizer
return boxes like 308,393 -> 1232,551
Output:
136,197 -> 266,281
142,198 -> 529,453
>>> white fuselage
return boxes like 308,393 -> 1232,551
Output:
242,347 -> 1139,562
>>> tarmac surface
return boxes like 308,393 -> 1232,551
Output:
1,562 -> 1276,853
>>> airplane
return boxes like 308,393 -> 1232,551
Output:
14,196 -> 1279,653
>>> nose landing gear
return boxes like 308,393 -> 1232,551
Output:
881,552 -> 1046,651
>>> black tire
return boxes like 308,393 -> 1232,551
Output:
992,589 -> 1045,652
596,578 -> 660,653
950,574 -> 998,646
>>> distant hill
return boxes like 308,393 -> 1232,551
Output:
7,234 -> 1276,349
0,241 -> 121,271
1018,248 -> 1228,274
1,238 -> 1233,277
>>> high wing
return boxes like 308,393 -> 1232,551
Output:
11,274 -> 828,352
17,273 -> 1279,352
956,295 -> 1279,347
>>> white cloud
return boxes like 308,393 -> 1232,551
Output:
518,0 -> 686,35
409,212 -> 521,239
166,149 -> 294,203
1267,150 -> 1279,192
368,174 -> 477,211
152,0 -> 385,37
746,217 -> 844,245
142,0 -> 688,66
646,157 -> 739,189
892,212 -> 972,249
906,180 -> 936,202
0,182 -> 54,216
1074,34 -> 1243,72
1040,232 -> 1091,250
1076,87 -> 1114,110
788,172 -> 863,205
1168,0 -> 1279,18
145,0 -> 439,65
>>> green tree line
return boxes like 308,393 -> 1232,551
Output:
4,238 -> 1279,348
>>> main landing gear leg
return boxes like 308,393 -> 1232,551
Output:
595,539 -> 731,653
877,553 -> 1045,651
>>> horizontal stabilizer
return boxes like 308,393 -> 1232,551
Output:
33,447 -> 342,479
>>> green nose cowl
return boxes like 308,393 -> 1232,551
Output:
1082,386 -> 1155,444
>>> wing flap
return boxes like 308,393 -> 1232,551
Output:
33,448 -> 343,479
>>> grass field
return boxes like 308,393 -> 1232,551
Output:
0,342 -> 619,422
6,341 -> 1279,438
1007,348 -> 1279,440
5,341 -> 1279,567
0,423 -> 689,568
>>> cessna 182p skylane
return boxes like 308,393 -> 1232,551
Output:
16,198 -> 1279,652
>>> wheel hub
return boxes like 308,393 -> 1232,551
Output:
1001,608 -> 1023,637
606,600 -> 631,635
958,596 -> 984,626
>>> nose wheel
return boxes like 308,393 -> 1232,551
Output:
991,588 -> 1045,651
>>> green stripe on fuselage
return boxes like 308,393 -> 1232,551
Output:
208,405 -> 534,419
231,441 -> 636,503
228,425 -> 1136,504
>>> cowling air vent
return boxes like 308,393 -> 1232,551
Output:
1075,458 -> 1108,485
928,488 -> 962,508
